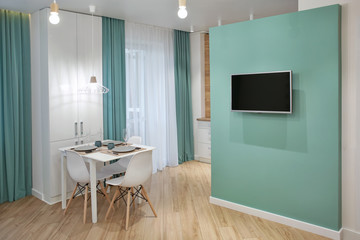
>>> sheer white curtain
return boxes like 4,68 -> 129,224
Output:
125,22 -> 178,172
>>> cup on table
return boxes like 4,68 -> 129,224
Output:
107,142 -> 115,150
95,140 -> 102,147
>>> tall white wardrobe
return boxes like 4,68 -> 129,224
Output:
31,9 -> 103,204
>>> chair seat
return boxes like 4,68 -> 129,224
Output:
106,176 -> 125,186
101,162 -> 127,176
96,167 -> 118,180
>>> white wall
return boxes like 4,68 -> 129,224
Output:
299,1 -> 360,239
190,32 -> 205,160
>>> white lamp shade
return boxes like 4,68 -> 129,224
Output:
90,76 -> 97,83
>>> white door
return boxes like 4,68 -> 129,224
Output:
48,10 -> 79,142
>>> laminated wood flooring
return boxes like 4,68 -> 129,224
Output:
0,161 -> 329,240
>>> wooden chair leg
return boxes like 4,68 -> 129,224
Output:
105,176 -> 113,192
64,183 -> 78,215
99,180 -> 112,204
141,185 -> 157,217
131,187 -> 135,210
138,185 -> 142,204
125,188 -> 131,230
105,187 -> 120,220
83,184 -> 89,224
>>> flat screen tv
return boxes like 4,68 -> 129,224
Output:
231,70 -> 292,114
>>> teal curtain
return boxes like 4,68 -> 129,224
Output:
174,30 -> 194,164
102,17 -> 126,141
0,9 -> 32,204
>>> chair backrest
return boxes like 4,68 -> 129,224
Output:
121,151 -> 152,187
65,150 -> 90,183
128,136 -> 142,144
128,136 -> 142,145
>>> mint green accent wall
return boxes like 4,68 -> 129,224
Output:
210,5 -> 341,230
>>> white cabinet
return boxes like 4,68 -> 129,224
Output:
31,9 -> 103,203
196,121 -> 211,163
48,11 -> 103,142
48,11 -> 78,142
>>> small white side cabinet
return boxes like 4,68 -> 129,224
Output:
31,9 -> 103,204
196,121 -> 211,163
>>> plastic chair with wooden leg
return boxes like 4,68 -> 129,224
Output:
104,151 -> 157,230
64,150 -> 121,223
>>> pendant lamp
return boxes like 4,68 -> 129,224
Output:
79,5 -> 109,94
178,0 -> 188,19
49,0 -> 60,24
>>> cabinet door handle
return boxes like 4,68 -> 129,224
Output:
75,122 -> 78,137
80,121 -> 83,136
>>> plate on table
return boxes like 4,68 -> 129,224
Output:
112,146 -> 136,153
102,140 -> 123,146
74,146 -> 97,152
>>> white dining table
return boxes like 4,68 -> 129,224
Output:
59,142 -> 155,223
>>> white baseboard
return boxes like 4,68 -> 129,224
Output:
32,188 -> 75,205
341,228 -> 360,240
43,194 -> 63,205
210,196 -> 341,240
198,157 -> 211,164
32,188 -> 43,200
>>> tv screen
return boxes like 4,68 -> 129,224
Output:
231,71 -> 292,114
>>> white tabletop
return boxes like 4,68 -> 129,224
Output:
83,144 -> 155,162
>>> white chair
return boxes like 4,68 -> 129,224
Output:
101,136 -> 142,174
105,151 -> 157,230
64,150 -> 115,223
120,136 -> 142,168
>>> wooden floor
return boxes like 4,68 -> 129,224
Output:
0,161 -> 329,240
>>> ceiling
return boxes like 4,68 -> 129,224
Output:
0,0 -> 298,32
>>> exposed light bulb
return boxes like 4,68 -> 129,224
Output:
49,12 -> 60,24
49,1 -> 60,24
178,6 -> 188,19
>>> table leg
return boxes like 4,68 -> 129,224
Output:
89,159 -> 97,223
61,152 -> 67,209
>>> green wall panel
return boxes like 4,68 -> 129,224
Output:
210,5 -> 341,230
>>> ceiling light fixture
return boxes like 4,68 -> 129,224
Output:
79,5 -> 109,95
49,0 -> 60,24
178,0 -> 188,19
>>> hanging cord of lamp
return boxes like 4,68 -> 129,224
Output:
178,0 -> 188,19
90,5 -> 96,84
49,0 -> 60,24
78,5 -> 109,94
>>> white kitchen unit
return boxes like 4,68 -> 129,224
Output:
196,121 -> 211,163
190,32 -> 211,163
31,9 -> 103,204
